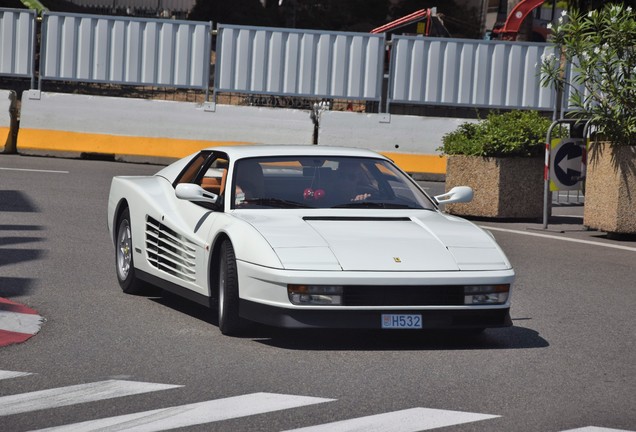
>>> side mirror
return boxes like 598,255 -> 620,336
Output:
175,183 -> 219,205
434,186 -> 473,205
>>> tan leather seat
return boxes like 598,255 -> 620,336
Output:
201,168 -> 227,195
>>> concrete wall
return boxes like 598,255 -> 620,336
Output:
17,91 -> 471,174
318,111 -> 475,175
18,91 -> 314,163
1,90 -> 16,153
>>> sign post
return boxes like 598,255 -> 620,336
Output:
542,119 -> 591,230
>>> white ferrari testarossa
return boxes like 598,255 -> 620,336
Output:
107,145 -> 515,335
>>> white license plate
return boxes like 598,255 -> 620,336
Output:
381,314 -> 422,329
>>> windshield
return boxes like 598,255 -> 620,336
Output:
231,156 -> 436,210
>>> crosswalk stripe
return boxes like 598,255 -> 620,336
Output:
0,370 -> 32,381
30,392 -> 335,432
283,407 -> 499,432
0,380 -> 182,416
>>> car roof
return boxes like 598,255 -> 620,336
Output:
208,145 -> 389,161
154,145 -> 392,183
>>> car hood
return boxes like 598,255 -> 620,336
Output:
233,210 -> 511,271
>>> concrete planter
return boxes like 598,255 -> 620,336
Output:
583,143 -> 636,235
444,155 -> 544,219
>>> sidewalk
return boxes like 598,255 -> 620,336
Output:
478,203 -> 636,252
419,181 -> 636,250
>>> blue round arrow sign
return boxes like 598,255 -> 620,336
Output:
554,141 -> 583,187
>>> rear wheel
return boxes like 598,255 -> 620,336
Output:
217,240 -> 244,335
115,208 -> 147,294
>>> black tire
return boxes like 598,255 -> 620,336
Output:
115,207 -> 147,295
217,240 -> 244,335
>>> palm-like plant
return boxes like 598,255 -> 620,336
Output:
541,4 -> 636,146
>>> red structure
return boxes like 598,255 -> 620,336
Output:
491,0 -> 551,41
370,8 -> 450,38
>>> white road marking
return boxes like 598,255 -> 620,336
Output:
0,167 -> 69,174
0,370 -> 32,381
0,311 -> 44,334
480,225 -> 636,252
0,376 -> 626,432
283,407 -> 499,432
31,392 -> 335,432
0,380 -> 182,416
561,428 -> 635,432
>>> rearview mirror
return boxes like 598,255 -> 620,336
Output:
175,183 -> 219,204
434,186 -> 474,205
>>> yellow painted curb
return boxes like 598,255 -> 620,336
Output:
382,152 -> 447,175
16,128 -> 447,174
17,129 -> 249,159
1,127 -> 10,150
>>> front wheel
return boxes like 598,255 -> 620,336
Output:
217,240 -> 244,335
115,207 -> 147,294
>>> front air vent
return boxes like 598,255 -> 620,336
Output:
145,216 -> 196,282
343,285 -> 464,306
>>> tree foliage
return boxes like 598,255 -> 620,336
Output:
541,3 -> 636,146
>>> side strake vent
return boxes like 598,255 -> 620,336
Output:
145,216 -> 196,282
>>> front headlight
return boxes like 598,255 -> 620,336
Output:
464,284 -> 510,305
288,285 -> 343,305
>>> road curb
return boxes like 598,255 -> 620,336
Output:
0,298 -> 44,347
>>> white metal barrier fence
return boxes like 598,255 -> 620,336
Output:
39,12 -> 211,90
388,35 -> 557,111
215,25 -> 385,101
0,7 -> 577,113
0,8 -> 36,86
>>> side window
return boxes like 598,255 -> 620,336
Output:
173,151 -> 229,198
199,158 -> 229,196
174,152 -> 209,186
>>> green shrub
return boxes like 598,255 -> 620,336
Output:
439,111 -> 555,158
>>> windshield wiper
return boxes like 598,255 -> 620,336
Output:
245,198 -> 311,208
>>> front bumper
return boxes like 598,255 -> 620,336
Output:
240,300 -> 512,329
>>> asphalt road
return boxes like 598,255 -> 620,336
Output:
1,154 -> 634,432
